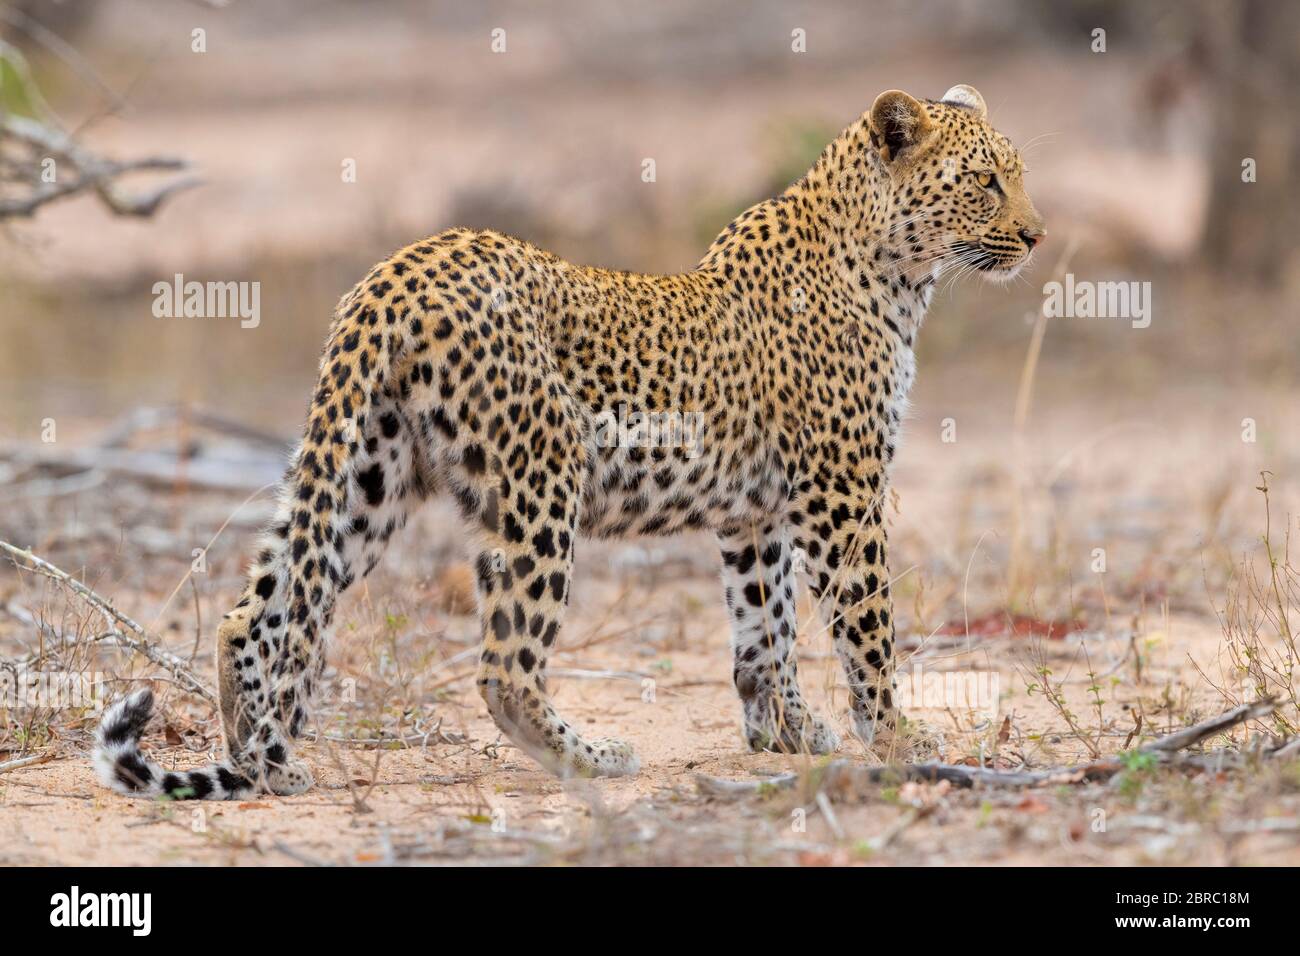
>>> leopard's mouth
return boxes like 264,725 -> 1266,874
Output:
951,240 -> 1029,280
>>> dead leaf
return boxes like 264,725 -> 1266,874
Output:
1016,795 -> 1050,813
798,849 -> 852,866
937,612 -> 1084,639
1122,712 -> 1143,749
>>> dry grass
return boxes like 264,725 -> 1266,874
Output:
1206,476 -> 1300,737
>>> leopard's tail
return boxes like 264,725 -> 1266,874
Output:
93,688 -> 253,800
94,266 -> 409,801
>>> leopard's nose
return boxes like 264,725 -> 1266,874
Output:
1019,227 -> 1045,248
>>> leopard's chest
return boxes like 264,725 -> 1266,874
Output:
883,342 -> 916,466
865,283 -> 928,470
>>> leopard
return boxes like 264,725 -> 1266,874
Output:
94,84 -> 1043,799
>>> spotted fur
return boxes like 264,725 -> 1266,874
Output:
94,85 -> 1043,797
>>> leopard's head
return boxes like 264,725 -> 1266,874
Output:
867,85 -> 1045,282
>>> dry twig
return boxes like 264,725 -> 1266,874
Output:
696,698 -> 1288,800
0,752 -> 56,774
0,540 -> 216,704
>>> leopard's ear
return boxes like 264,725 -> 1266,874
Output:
940,84 -> 987,120
868,90 -> 935,164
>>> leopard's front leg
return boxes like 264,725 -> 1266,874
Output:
791,487 -> 900,752
718,522 -> 838,754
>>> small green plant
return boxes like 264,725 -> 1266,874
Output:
156,786 -> 197,802
1119,749 -> 1158,772
1115,749 -> 1158,800
1025,658 -> 1102,760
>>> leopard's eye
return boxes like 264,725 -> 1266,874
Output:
975,172 -> 993,189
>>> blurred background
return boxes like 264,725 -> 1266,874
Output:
1,0 -> 1297,422
0,0 -> 1297,619
2,2 -> 1300,867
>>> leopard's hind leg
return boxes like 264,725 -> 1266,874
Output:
217,383 -> 429,794
430,375 -> 639,778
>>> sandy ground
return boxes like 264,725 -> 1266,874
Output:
3,610 -> 1297,867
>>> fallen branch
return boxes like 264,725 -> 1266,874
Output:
1273,738 -> 1300,761
0,752 -> 56,774
695,760 -> 1073,799
696,698 -> 1289,800
302,723 -> 467,749
0,540 -> 216,705
94,404 -> 291,452
548,667 -> 648,681
1140,697 -> 1278,753
0,444 -> 285,494
271,840 -> 335,867
0,468 -> 108,500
